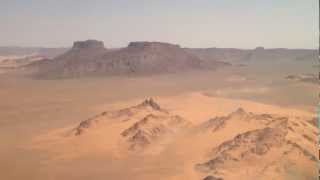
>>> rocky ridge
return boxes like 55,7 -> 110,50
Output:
121,113 -> 191,150
73,98 -> 166,136
195,108 -> 316,179
27,40 -> 230,78
73,98 -> 191,151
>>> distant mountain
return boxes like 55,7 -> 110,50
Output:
0,46 -> 68,58
27,40 -> 230,78
285,74 -> 319,85
0,46 -> 68,71
185,47 -> 317,63
24,40 -> 317,78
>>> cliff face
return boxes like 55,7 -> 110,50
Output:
128,41 -> 180,49
27,40 -> 108,78
96,41 -> 205,74
72,40 -> 105,50
26,39 -> 316,79
27,40 -> 229,78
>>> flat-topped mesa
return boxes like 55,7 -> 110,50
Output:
128,41 -> 180,49
72,40 -> 105,50
255,46 -> 265,51
140,98 -> 161,110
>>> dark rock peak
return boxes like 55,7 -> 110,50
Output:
235,107 -> 246,114
72,40 -> 105,50
74,118 -> 97,136
229,107 -> 248,118
128,41 -> 180,49
140,98 -> 161,110
237,124 -> 287,142
200,117 -> 226,132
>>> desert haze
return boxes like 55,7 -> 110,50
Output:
0,39 -> 318,180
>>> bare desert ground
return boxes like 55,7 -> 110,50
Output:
0,59 -> 318,180
0,0 -> 318,179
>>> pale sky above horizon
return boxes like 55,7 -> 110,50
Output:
0,0 -> 318,49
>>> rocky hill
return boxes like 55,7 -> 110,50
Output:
0,47 -> 67,71
34,94 -> 317,179
28,40 -> 108,78
121,113 -> 191,150
0,46 -> 67,58
185,47 -> 317,64
286,74 -> 319,85
0,54 -> 44,68
72,98 -> 191,151
73,98 -> 167,136
195,108 -> 317,179
27,40 -> 229,78
24,40 -> 317,78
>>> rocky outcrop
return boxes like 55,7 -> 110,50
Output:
196,124 -> 288,171
285,74 -> 319,85
72,40 -> 105,50
185,47 -> 317,64
138,98 -> 161,111
121,114 -> 190,150
197,117 -> 226,133
255,46 -> 265,51
195,112 -> 316,178
128,41 -> 180,49
72,97 -> 191,142
197,107 -> 288,133
73,98 -> 165,136
27,40 -> 231,78
72,97 -> 191,150
73,113 -> 103,136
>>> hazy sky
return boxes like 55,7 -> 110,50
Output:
0,0 -> 318,48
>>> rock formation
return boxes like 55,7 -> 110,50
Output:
27,40 -> 230,78
121,114 -> 190,150
72,98 -> 190,151
195,109 -> 317,179
72,40 -> 105,50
